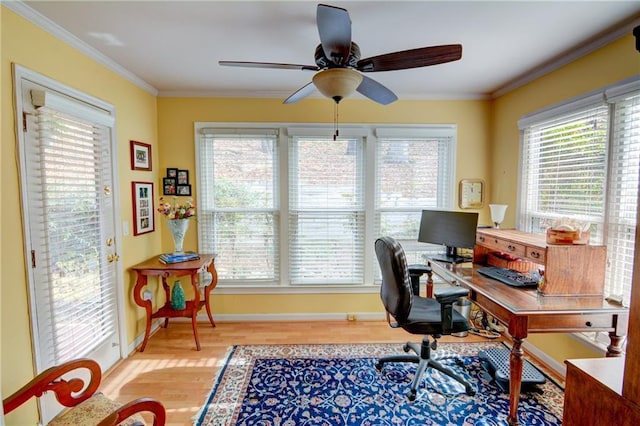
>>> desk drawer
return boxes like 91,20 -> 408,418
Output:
476,234 -> 526,257
525,246 -> 546,264
528,314 -> 616,332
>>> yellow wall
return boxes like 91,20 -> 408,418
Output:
491,33 -> 639,362
1,2 -> 638,423
156,96 -> 492,314
1,7 -> 159,424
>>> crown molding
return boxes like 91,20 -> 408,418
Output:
492,14 -> 640,99
5,0 -> 158,96
156,89 -> 488,101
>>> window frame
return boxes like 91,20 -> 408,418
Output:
517,75 -> 640,349
194,123 -> 457,291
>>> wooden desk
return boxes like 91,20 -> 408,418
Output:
130,254 -> 218,351
428,260 -> 628,426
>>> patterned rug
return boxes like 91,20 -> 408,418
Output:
194,342 -> 564,425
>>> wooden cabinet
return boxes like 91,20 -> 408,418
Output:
563,358 -> 640,426
474,228 -> 606,296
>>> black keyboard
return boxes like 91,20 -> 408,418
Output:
476,266 -> 539,288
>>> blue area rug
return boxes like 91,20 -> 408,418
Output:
194,342 -> 563,425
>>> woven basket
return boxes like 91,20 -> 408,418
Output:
487,253 -> 535,273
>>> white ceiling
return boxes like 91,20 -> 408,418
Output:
15,1 -> 640,101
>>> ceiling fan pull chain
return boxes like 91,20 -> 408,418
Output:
334,102 -> 339,141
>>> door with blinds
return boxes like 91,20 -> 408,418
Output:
15,66 -> 122,421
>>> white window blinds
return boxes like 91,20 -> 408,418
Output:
604,90 -> 640,304
30,103 -> 117,364
288,136 -> 365,284
519,77 -> 640,308
520,104 -> 609,236
375,128 -> 455,263
197,129 -> 279,282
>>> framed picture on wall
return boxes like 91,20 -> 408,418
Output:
166,168 -> 178,178
163,178 -> 177,195
177,169 -> 189,185
130,140 -> 152,171
132,181 -> 155,235
176,184 -> 191,196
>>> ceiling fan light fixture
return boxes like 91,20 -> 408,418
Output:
312,68 -> 363,103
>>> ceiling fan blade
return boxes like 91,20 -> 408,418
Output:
283,82 -> 317,104
219,61 -> 319,71
316,4 -> 352,66
356,75 -> 398,105
357,44 -> 462,72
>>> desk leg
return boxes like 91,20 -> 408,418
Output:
607,332 -> 625,357
132,274 -> 152,352
606,312 -> 628,357
508,337 -> 525,425
425,264 -> 434,298
507,317 -> 528,426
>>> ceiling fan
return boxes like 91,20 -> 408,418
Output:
219,3 -> 462,105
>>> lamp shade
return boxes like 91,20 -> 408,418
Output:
489,204 -> 508,227
312,68 -> 363,103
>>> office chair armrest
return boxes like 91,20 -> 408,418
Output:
434,287 -> 469,304
408,264 -> 432,275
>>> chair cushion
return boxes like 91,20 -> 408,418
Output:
49,392 -> 145,426
401,296 -> 470,335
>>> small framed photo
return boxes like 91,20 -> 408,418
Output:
166,168 -> 178,178
176,184 -> 191,196
177,169 -> 189,185
163,177 -> 177,195
132,181 -> 155,235
130,140 -> 152,171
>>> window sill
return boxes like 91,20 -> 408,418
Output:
214,284 -> 381,295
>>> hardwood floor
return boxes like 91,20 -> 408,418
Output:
100,320 -> 516,425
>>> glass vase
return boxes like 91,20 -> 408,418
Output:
166,218 -> 189,254
171,280 -> 186,310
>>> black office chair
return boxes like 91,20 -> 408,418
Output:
374,236 -> 476,401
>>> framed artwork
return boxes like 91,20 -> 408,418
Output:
177,169 -> 189,185
163,177 -> 177,195
132,181 -> 155,235
458,179 -> 484,209
166,168 -> 178,178
177,184 -> 192,196
130,140 -> 152,171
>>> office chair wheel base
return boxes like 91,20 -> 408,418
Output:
374,361 -> 383,371
465,386 -> 476,396
407,389 -> 417,401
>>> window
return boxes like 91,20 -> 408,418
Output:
374,127 -> 456,265
195,124 -> 456,287
519,77 -> 640,308
196,128 -> 279,284
289,136 -> 365,284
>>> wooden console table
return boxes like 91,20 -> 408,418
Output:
428,258 -> 628,426
130,254 -> 218,351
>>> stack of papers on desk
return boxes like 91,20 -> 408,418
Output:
159,252 -> 200,264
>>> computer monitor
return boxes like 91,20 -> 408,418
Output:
418,209 -> 479,263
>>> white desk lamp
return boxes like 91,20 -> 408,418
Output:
489,204 -> 508,228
